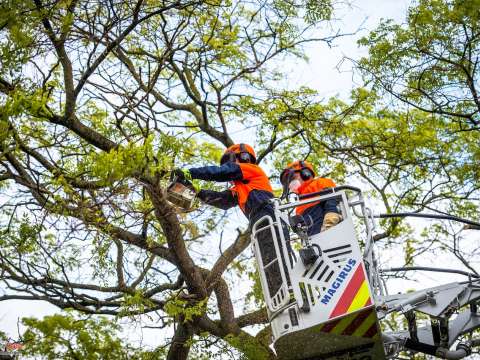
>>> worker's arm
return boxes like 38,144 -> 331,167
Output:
188,162 -> 243,182
197,189 -> 237,210
323,198 -> 340,214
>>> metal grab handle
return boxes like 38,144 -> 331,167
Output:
375,212 -> 480,228
297,185 -> 362,200
251,215 -> 290,313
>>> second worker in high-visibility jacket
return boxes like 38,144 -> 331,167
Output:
280,160 -> 342,235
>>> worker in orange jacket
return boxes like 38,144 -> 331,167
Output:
174,144 -> 292,292
280,160 -> 341,235
173,143 -> 274,223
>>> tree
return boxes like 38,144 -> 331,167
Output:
236,1 -> 480,276
357,0 -> 480,130
0,0 -> 341,358
20,313 -> 161,359
240,85 -> 479,268
353,0 -> 480,267
3,0 -> 478,358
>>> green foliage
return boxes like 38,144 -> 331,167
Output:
0,0 -> 38,74
164,297 -> 208,322
0,330 -> 8,343
358,0 -> 480,127
0,214 -> 42,254
120,290 -> 155,316
305,0 -> 333,23
245,268 -> 266,307
350,0 -> 480,254
88,137 -> 156,185
224,332 -> 270,360
273,0 -> 332,24
21,313 -> 163,360
17,216 -> 42,253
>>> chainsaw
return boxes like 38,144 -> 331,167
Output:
166,173 -> 197,211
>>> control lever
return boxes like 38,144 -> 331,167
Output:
289,215 -> 320,267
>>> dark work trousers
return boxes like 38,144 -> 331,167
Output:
250,204 -> 293,297
302,198 -> 340,236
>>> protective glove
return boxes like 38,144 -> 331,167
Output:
321,212 -> 342,232
171,168 -> 192,183
171,169 -> 199,193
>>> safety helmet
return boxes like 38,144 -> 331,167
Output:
280,160 -> 315,185
220,143 -> 257,165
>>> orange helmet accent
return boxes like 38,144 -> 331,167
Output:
280,160 -> 315,185
220,143 -> 257,165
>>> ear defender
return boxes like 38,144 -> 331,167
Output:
220,152 -> 237,165
299,168 -> 314,181
280,168 -> 296,186
238,143 -> 254,163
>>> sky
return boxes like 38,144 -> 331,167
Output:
284,0 -> 410,98
6,0 -> 471,353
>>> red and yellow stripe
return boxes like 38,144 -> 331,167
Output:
319,307 -> 379,339
329,264 -> 372,319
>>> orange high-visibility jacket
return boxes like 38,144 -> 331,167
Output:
295,178 -> 336,215
189,162 -> 273,218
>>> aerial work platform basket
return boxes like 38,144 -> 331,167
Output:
251,186 -> 385,360
251,185 -> 480,359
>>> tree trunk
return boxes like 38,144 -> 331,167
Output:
167,322 -> 191,360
